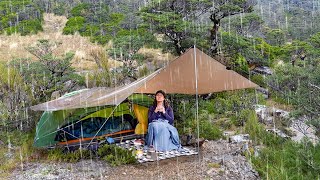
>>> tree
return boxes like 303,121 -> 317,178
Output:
264,28 -> 286,46
207,0 -> 254,55
139,0 -> 209,55
0,0 -> 43,35
11,39 -> 84,101
63,3 -> 132,45
108,28 -> 159,83
221,13 -> 263,37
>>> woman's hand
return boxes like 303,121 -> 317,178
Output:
155,106 -> 165,113
155,106 -> 160,113
159,106 -> 165,113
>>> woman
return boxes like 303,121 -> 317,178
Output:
146,90 -> 181,151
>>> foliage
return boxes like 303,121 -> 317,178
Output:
4,19 -> 43,35
62,16 -> 85,34
250,138 -> 320,179
206,0 -> 254,54
266,63 -> 320,136
250,74 -> 266,88
0,63 -> 33,130
139,0 -> 210,55
0,0 -> 43,35
256,0 -> 320,41
240,107 -> 320,179
221,13 -> 263,37
97,144 -> 136,166
243,110 -> 265,144
63,3 -> 126,45
276,40 -> 313,63
47,148 -> 94,163
220,32 -> 270,69
87,48 -> 113,87
264,28 -> 286,46
0,131 -> 36,177
174,90 -> 264,139
108,28 -> 160,81
10,39 -> 84,102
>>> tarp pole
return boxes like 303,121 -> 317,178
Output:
193,45 -> 200,163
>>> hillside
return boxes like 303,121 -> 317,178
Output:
0,13 -> 174,71
0,13 -> 102,70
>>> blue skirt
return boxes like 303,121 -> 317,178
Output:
146,119 -> 181,151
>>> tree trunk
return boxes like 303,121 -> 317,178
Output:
209,14 -> 220,55
174,39 -> 184,55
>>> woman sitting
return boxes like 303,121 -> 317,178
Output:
145,90 -> 181,151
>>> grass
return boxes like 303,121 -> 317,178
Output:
0,13 -> 175,72
0,130 -> 38,178
266,97 -> 293,112
0,13 -> 104,71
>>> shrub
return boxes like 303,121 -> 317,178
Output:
98,144 -> 136,166
250,74 -> 266,88
47,149 -> 94,163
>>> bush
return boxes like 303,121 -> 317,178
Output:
251,140 -> 320,179
98,144 -> 136,166
199,118 -> 223,140
62,16 -> 85,34
250,74 -> 266,88
244,110 -> 265,144
47,149 -> 94,163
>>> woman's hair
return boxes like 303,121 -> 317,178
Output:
152,90 -> 169,108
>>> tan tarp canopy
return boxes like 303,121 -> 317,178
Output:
30,48 -> 258,111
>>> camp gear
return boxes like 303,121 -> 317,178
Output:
30,48 -> 257,112
31,48 -> 258,148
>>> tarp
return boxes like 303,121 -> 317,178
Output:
30,48 -> 258,111
135,48 -> 258,94
30,69 -> 161,111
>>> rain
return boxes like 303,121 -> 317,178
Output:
0,0 -> 320,179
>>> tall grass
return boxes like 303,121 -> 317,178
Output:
0,131 -> 37,178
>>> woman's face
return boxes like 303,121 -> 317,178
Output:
156,93 -> 165,103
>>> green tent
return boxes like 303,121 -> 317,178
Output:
34,90 -> 153,148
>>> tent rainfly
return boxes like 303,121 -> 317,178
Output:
30,48 -> 258,112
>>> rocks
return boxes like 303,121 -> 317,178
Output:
289,117 -> 319,144
252,66 -> 273,75
254,104 -> 318,144
202,140 -> 260,180
266,128 -> 290,139
180,134 -> 205,147
51,90 -> 61,100
254,104 -> 290,125
256,87 -> 269,99
229,134 -> 250,143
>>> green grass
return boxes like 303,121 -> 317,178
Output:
0,130 -> 37,178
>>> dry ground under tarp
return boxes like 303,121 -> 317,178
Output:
9,140 -> 260,180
